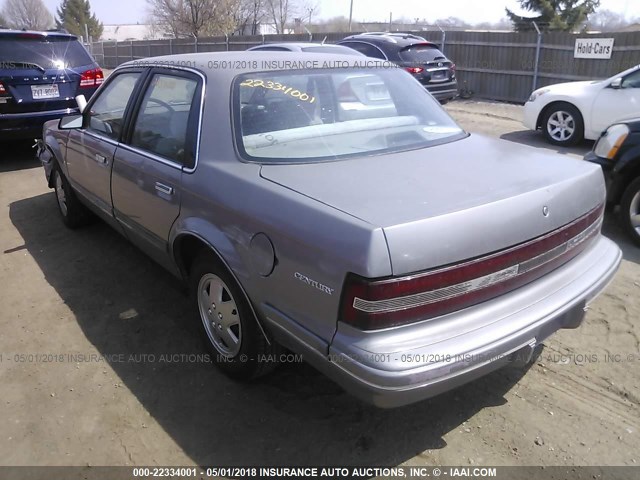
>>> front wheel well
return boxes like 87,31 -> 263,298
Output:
537,101 -> 584,130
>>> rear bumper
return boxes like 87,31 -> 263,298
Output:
327,235 -> 621,407
423,80 -> 458,101
0,108 -> 77,140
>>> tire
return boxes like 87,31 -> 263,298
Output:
189,250 -> 278,380
51,167 -> 92,229
541,103 -> 584,147
620,176 -> 640,247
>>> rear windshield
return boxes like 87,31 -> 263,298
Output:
234,68 -> 464,163
0,37 -> 93,69
398,44 -> 447,63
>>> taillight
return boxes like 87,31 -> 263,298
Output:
450,63 -> 456,72
0,82 -> 6,94
405,67 -> 424,74
79,68 -> 104,88
339,204 -> 604,330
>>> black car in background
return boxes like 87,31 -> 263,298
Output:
337,32 -> 458,102
585,120 -> 640,246
0,29 -> 103,141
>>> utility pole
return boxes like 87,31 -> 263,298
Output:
348,0 -> 354,32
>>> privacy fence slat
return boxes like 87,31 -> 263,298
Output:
90,30 -> 640,104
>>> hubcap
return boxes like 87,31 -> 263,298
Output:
630,189 -> 640,236
197,273 -> 241,357
54,173 -> 68,216
547,111 -> 575,142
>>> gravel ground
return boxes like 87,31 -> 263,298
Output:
0,99 -> 638,468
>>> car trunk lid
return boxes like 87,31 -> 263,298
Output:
260,134 -> 605,275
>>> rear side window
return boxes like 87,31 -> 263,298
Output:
252,46 -> 290,51
302,46 -> 361,56
399,44 -> 447,63
0,37 -> 93,69
130,73 -> 200,166
339,42 -> 386,59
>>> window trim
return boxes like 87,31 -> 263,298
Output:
82,68 -> 147,143
122,66 -> 205,172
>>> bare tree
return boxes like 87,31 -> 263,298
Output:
265,0 -> 297,34
2,0 -> 54,30
147,0 -> 237,38
587,9 -> 636,31
232,0 -> 266,35
301,0 -> 319,25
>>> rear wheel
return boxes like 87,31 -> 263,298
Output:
620,177 -> 640,247
189,251 -> 278,379
52,168 -> 92,229
542,103 -> 584,147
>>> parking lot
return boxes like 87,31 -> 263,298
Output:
0,99 -> 638,467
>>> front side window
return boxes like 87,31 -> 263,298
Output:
622,70 -> 640,89
130,73 -> 199,165
235,68 -> 465,163
87,72 -> 140,140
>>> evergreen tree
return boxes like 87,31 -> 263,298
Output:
56,0 -> 103,40
506,0 -> 600,32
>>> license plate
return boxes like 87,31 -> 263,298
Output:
31,84 -> 60,100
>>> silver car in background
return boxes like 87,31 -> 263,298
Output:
38,53 -> 621,407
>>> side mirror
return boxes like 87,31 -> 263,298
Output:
610,77 -> 623,89
75,94 -> 87,113
59,114 -> 83,130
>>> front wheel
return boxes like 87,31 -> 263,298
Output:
52,168 -> 92,229
189,251 -> 278,379
620,177 -> 640,247
542,103 -> 584,147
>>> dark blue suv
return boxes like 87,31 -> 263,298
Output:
0,29 -> 103,141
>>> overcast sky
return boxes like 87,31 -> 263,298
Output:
40,0 -> 640,26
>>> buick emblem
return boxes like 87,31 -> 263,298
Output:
542,206 -> 549,217
438,62 -> 443,67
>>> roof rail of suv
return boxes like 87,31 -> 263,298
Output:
356,32 -> 427,41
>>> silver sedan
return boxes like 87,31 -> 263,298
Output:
38,52 -> 621,407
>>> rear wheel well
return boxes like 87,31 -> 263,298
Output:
173,235 -> 213,279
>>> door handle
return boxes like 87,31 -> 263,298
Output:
155,182 -> 174,195
94,153 -> 107,165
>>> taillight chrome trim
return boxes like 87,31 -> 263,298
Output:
352,213 -> 603,315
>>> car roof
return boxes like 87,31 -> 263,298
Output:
0,29 -> 78,40
120,51 -> 388,84
249,42 -> 359,50
340,33 -> 436,48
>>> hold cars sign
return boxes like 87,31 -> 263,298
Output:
574,38 -> 615,59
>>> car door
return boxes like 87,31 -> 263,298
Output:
591,70 -> 640,136
64,71 -> 143,218
111,68 -> 203,270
